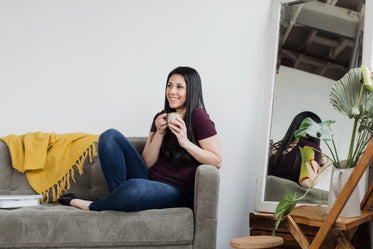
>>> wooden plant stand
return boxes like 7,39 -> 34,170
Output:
250,139 -> 373,249
249,211 -> 370,248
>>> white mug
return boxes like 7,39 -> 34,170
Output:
167,112 -> 182,125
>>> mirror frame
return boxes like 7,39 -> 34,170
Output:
255,0 -> 373,212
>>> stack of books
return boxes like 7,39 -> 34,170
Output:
0,195 -> 42,208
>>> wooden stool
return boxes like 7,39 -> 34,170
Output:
230,235 -> 284,249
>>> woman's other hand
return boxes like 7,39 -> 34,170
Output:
318,158 -> 331,178
155,113 -> 168,135
300,160 -> 330,188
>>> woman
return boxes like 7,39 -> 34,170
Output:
59,66 -> 222,211
268,111 -> 329,188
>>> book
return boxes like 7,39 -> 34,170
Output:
0,194 -> 42,208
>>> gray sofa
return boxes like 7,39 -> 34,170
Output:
265,175 -> 328,205
0,137 -> 220,249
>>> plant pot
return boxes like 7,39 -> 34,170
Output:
327,162 -> 360,217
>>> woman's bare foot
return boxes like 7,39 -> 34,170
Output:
70,199 -> 92,210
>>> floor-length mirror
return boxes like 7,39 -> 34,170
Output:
255,0 -> 373,212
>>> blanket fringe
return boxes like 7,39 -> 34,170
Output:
41,143 -> 98,203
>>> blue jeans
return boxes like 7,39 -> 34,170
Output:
89,129 -> 193,211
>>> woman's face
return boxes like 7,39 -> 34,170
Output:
166,74 -> 187,113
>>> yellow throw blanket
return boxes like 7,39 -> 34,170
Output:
0,132 -> 99,203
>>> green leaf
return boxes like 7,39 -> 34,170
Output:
274,192 -> 297,217
330,67 -> 373,118
299,146 -> 315,182
294,117 -> 335,141
272,192 -> 298,236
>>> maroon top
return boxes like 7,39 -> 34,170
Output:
149,107 -> 217,190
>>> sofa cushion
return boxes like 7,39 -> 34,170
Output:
0,141 -> 36,196
0,204 -> 194,248
265,175 -> 328,205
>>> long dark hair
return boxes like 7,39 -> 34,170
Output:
268,111 -> 321,174
161,66 -> 206,164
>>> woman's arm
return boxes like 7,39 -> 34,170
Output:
169,117 -> 222,168
183,134 -> 222,168
142,132 -> 163,168
142,113 -> 167,168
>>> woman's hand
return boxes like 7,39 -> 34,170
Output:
318,158 -> 331,178
168,117 -> 189,147
300,159 -> 330,188
155,113 -> 168,135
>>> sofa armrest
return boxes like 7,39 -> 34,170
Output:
193,164 -> 220,249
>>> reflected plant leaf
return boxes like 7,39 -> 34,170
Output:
299,146 -> 315,183
294,118 -> 335,141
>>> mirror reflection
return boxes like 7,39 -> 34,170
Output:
278,0 -> 364,80
265,0 -> 365,205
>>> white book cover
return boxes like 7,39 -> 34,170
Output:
0,195 -> 42,208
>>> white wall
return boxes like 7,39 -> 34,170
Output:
0,1 -> 273,248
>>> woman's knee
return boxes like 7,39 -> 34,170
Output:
99,129 -> 126,145
98,129 -> 120,153
100,128 -> 120,140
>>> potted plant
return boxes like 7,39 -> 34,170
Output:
272,65 -> 373,235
